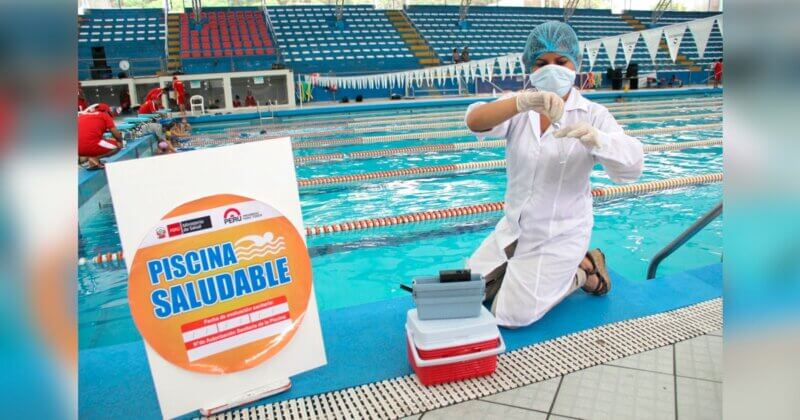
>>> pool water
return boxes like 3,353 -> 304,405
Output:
78,93 -> 723,350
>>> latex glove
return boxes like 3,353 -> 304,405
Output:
554,121 -> 604,149
515,90 -> 565,123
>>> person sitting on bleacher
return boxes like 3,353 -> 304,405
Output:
460,46 -> 470,63
452,48 -> 460,64
78,103 -> 123,170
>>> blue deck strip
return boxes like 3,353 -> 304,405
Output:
78,263 -> 721,419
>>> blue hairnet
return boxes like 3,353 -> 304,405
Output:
522,21 -> 581,70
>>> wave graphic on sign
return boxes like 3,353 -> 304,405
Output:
234,232 -> 286,260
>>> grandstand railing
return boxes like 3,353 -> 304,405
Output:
78,56 -> 166,79
262,4 -> 284,65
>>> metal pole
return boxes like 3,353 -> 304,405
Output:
647,201 -> 722,279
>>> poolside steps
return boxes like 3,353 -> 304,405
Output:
166,13 -> 182,72
386,9 -> 442,68
620,13 -> 647,30
657,39 -> 702,72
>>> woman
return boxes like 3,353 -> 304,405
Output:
464,21 -> 643,328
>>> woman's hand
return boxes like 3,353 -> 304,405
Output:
554,122 -> 604,149
515,91 -> 565,123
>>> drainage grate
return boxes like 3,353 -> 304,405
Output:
206,298 -> 722,420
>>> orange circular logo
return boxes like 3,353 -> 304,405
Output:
128,194 -> 312,374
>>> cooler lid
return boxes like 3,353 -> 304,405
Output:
406,306 -> 500,351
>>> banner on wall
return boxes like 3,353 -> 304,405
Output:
106,139 -> 326,418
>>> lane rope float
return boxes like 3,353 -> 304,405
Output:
298,139 -> 722,188
79,172 -> 723,265
304,173 -> 723,236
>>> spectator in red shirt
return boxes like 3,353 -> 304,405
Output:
138,99 -> 159,115
712,58 -> 723,88
78,87 -> 88,111
244,91 -> 257,107
145,86 -> 164,102
172,76 -> 186,114
119,87 -> 131,114
233,95 -> 242,108
78,103 -> 123,170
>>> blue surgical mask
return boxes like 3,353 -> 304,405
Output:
529,64 -> 576,97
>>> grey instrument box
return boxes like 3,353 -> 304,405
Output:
412,274 -> 485,320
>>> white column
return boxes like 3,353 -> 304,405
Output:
222,75 -> 233,110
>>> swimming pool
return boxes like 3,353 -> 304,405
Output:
77,92 -> 722,351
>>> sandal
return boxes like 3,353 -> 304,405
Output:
583,248 -> 611,296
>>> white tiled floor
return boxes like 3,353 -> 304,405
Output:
413,332 -> 722,420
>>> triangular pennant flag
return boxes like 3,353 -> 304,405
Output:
516,54 -> 525,75
716,16 -> 723,36
664,24 -> 687,63
601,36 -> 621,69
688,18 -> 714,59
620,32 -> 640,66
641,28 -> 663,65
585,39 -> 602,70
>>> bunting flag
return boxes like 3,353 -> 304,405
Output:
688,18 -> 715,59
306,14 -> 721,92
585,39 -> 602,70
620,32 -> 640,66
664,24 -> 687,63
641,28 -> 663,64
601,36 -> 621,69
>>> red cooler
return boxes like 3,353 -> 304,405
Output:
406,306 -> 505,386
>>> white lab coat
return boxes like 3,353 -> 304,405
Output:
466,88 -> 644,328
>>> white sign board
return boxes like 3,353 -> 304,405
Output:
106,139 -> 326,418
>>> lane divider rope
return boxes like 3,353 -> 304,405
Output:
218,97 -> 722,137
304,173 -> 723,236
298,139 -> 722,187
79,172 -> 723,264
293,123 -> 722,150
216,104 -> 723,143
294,112 -> 722,140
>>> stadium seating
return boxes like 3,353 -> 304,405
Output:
624,11 -> 723,76
179,8 -> 278,74
406,6 -> 721,74
406,7 -> 632,61
78,8 -> 166,80
269,5 -> 419,74
78,5 -> 721,83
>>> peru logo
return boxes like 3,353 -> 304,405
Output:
223,208 -> 242,224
